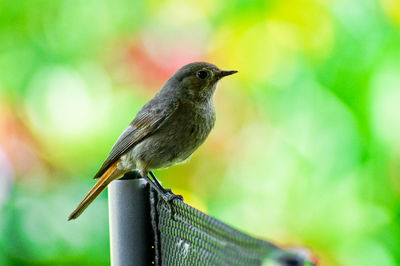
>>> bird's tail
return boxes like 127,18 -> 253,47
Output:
68,161 -> 120,220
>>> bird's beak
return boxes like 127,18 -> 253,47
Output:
219,70 -> 238,78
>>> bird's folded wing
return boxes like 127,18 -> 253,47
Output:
93,100 -> 178,179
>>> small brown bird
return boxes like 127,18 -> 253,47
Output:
68,62 -> 237,220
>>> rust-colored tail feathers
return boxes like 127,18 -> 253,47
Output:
68,161 -> 121,221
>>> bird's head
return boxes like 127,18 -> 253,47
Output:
166,62 -> 237,102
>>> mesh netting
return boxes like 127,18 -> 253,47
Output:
149,190 -> 314,266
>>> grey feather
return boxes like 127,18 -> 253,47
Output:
93,98 -> 178,179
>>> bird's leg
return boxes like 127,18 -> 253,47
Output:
141,171 -> 167,197
148,171 -> 168,194
142,171 -> 183,219
149,171 -> 183,201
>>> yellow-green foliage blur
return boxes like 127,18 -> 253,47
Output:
1,0 -> 399,265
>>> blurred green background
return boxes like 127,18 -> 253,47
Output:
1,0 -> 399,265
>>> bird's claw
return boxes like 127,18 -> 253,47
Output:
160,189 -> 183,219
162,189 -> 184,201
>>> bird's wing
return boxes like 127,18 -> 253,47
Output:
93,100 -> 178,179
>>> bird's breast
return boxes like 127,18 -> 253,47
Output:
130,101 -> 215,170
167,102 -> 215,148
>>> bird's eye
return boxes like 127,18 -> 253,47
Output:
197,70 -> 208,80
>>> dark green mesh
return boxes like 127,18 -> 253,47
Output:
149,190 -> 314,266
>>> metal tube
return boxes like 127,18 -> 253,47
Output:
108,173 -> 153,266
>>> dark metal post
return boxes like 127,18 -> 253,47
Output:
108,172 -> 153,266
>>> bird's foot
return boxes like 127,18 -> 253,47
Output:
142,171 -> 183,219
160,189 -> 183,219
